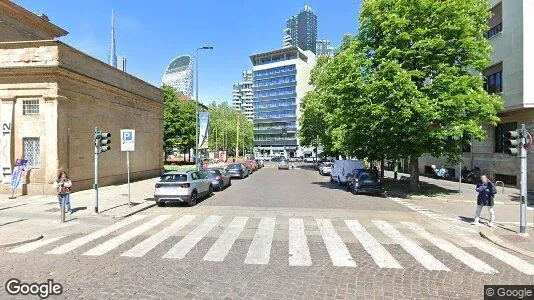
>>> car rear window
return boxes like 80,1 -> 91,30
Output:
227,164 -> 241,169
358,172 -> 377,181
160,174 -> 188,182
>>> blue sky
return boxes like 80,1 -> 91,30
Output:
15,0 -> 362,105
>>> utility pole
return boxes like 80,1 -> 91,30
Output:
236,118 -> 240,159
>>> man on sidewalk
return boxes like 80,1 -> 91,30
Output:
472,175 -> 497,227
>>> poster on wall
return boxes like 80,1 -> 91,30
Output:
1,101 -> 13,184
9,159 -> 27,193
198,112 -> 210,149
218,150 -> 227,162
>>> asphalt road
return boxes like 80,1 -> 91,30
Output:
0,164 -> 533,299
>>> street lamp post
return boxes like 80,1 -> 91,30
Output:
195,46 -> 213,171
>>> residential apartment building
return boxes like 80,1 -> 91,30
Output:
285,5 -> 317,54
250,46 -> 316,158
232,70 -> 254,121
419,0 -> 534,189
316,39 -> 334,57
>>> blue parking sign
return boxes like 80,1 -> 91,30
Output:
120,129 -> 135,151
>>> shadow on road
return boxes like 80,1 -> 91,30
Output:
382,178 -> 458,199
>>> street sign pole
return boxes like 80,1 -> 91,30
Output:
121,129 -> 135,207
519,124 -> 528,234
127,150 -> 131,207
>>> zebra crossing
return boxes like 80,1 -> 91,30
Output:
5,214 -> 534,275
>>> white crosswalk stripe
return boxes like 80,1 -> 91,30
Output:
10,213 -> 534,274
465,237 -> 534,275
317,218 -> 356,267
245,217 -> 276,265
373,220 -> 450,271
204,216 -> 248,262
402,222 -> 498,274
8,236 -> 65,253
83,215 -> 171,256
163,215 -> 222,259
345,220 -> 402,269
46,215 -> 147,255
288,218 -> 312,266
121,215 -> 195,257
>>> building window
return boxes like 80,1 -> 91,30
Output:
22,99 -> 40,115
483,63 -> 503,94
487,3 -> 502,39
23,138 -> 40,167
494,122 -> 517,153
494,173 -> 517,186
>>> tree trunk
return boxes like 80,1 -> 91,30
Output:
409,156 -> 420,191
380,158 -> 385,181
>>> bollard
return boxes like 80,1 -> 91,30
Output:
60,196 -> 65,223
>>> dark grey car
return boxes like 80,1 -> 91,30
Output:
225,163 -> 248,179
202,168 -> 231,191
347,169 -> 382,195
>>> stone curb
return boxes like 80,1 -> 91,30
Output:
479,230 -> 534,260
0,235 -> 43,249
112,201 -> 156,219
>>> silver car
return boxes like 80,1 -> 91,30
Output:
154,171 -> 213,207
278,160 -> 290,170
319,162 -> 333,176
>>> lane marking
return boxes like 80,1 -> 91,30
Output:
121,215 -> 196,257
7,236 -> 65,253
46,215 -> 147,255
163,215 -> 222,259
83,215 -> 171,256
316,218 -> 356,267
345,220 -> 402,269
203,216 -> 248,262
373,220 -> 450,271
402,222 -> 497,274
467,237 -> 534,275
244,217 -> 276,265
288,218 -> 312,266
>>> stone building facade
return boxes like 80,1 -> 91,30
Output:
0,0 -> 163,194
419,0 -> 534,189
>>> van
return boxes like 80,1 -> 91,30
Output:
330,160 -> 365,185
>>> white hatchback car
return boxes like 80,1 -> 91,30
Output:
154,171 -> 213,206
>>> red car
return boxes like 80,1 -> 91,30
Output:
247,160 -> 258,172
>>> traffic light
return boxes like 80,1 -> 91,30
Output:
94,130 -> 112,154
504,130 -> 520,156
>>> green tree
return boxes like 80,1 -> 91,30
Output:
162,85 -> 196,160
207,102 -> 254,155
299,0 -> 503,190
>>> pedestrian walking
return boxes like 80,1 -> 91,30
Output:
53,171 -> 73,214
472,175 -> 496,226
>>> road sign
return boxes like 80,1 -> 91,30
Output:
120,129 -> 135,152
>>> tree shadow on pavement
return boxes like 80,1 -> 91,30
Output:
382,178 -> 457,199
311,181 -> 348,191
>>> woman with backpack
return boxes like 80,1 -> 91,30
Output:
53,171 -> 73,214
472,175 -> 497,226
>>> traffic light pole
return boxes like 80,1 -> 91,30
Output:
94,127 -> 99,214
519,124 -> 527,234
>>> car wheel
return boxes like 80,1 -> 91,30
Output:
319,170 -> 323,176
208,185 -> 214,196
188,191 -> 197,207
228,180 -> 232,187
330,176 -> 334,183
156,201 -> 164,207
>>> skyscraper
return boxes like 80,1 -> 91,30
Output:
162,55 -> 194,97
118,56 -> 127,72
232,70 -> 254,121
109,10 -> 117,67
285,5 -> 317,54
316,39 -> 334,57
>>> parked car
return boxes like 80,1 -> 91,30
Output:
347,169 -> 382,195
255,159 -> 264,168
154,171 -> 213,207
225,163 -> 249,179
330,160 -> 365,185
270,156 -> 286,163
304,157 -> 317,163
202,168 -> 231,191
319,162 -> 333,176
278,160 -> 290,170
247,160 -> 258,172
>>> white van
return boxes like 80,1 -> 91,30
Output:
330,160 -> 365,185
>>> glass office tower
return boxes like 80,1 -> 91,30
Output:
250,46 -> 316,158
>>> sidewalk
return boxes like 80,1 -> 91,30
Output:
383,170 -> 534,257
0,177 -> 159,247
